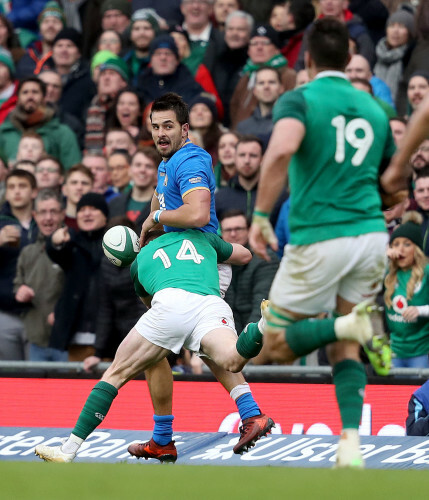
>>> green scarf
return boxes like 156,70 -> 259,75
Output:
242,54 -> 288,75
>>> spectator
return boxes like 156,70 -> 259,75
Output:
97,29 -> 122,56
0,47 -> 18,124
271,0 -> 315,69
349,77 -> 396,118
295,0 -> 375,70
389,116 -> 407,147
235,66 -> 284,149
229,24 -> 296,129
180,0 -> 224,75
123,9 -> 160,87
220,209 -> 279,335
35,154 -> 64,190
211,11 -> 253,125
0,150 -> 8,202
0,77 -> 81,168
385,211 -> 429,368
374,6 -> 416,105
16,131 -> 45,163
7,1 -> 50,40
82,153 -> 118,203
84,57 -> 129,152
346,53 -> 395,107
109,147 -> 159,229
213,0 -> 240,31
406,379 -> 429,435
104,128 -> 137,156
47,192 -> 109,361
411,141 -> 429,172
0,169 -> 37,360
13,188 -> 66,361
214,130 -> 239,189
407,72 -> 429,115
0,14 -> 25,65
15,2 -> 64,79
13,159 -> 36,174
100,0 -> 132,35
349,0 -> 389,45
295,68 -> 310,86
83,216 -> 147,373
137,34 -> 204,107
107,149 -> 132,194
90,50 -> 120,85
38,69 -> 85,149
189,92 -> 224,164
52,28 -> 97,125
411,167 -> 429,256
215,134 -> 286,224
62,164 -> 94,230
106,88 -> 142,143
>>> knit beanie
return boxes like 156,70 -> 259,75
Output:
387,8 -> 415,39
77,193 -> 109,218
0,47 -> 15,78
38,1 -> 66,26
408,70 -> 429,85
131,8 -> 160,34
250,24 -> 281,49
189,93 -> 217,121
91,50 -> 119,75
149,34 -> 179,59
390,220 -> 423,249
100,0 -> 132,18
99,57 -> 130,82
53,28 -> 83,52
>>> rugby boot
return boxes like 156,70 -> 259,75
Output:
35,443 -> 76,463
233,413 -> 275,454
127,438 -> 177,463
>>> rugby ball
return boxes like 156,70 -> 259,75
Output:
102,225 -> 140,267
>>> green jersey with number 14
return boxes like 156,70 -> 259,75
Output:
273,72 -> 396,245
130,229 -> 233,298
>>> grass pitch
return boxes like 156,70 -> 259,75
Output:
3,462 -> 429,500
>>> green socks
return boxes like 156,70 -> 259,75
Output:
286,317 -> 337,357
333,360 -> 366,429
236,322 -> 263,359
72,381 -> 118,440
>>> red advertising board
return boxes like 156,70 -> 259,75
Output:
0,379 -> 416,436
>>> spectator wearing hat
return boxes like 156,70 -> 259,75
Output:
189,92 -> 225,164
137,34 -> 204,107
229,23 -> 296,129
384,211 -> 429,369
84,57 -> 129,152
46,191 -> 109,361
0,76 -> 81,169
132,0 -> 182,28
52,28 -> 97,126
235,66 -> 284,150
0,48 -> 18,124
15,1 -> 65,79
90,50 -> 120,83
374,6 -> 416,105
123,9 -> 160,87
101,0 -> 132,34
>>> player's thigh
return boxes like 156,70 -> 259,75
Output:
103,328 -> 170,388
337,232 -> 387,305
200,327 -> 239,365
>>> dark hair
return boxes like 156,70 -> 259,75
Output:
109,148 -> 131,163
219,208 -> 250,228
350,77 -> 373,95
64,163 -> 94,183
37,154 -> 64,175
415,164 -> 429,181
106,215 -> 136,232
308,17 -> 349,71
106,87 -> 143,132
236,134 -> 264,154
150,92 -> 189,126
106,127 -> 134,142
389,116 -> 408,126
0,14 -> 22,50
17,77 -> 47,97
35,188 -> 64,210
255,65 -> 282,83
132,146 -> 161,166
144,229 -> 166,245
14,160 -> 36,171
289,0 -> 315,31
6,168 -> 37,189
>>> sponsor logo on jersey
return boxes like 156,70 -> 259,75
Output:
221,318 -> 229,326
189,177 -> 202,184
392,295 -> 407,314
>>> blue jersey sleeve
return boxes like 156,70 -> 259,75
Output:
176,152 -> 212,199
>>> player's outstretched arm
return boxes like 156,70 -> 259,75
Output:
224,243 -> 252,266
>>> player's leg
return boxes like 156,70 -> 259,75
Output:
202,357 -> 275,454
127,358 -> 177,462
35,329 -> 170,462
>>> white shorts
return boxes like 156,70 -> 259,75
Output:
269,232 -> 388,315
134,288 -> 236,354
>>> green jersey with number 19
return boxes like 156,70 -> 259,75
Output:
273,72 -> 396,245
130,230 -> 233,298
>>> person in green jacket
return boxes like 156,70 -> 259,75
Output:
0,77 -> 81,169
385,211 -> 429,368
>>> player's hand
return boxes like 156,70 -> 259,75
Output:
249,214 -> 278,261
0,224 -> 21,247
51,226 -> 70,246
15,284 -> 35,303
83,355 -> 101,373
139,212 -> 158,247
402,306 -> 419,322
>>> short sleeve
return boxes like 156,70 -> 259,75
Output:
273,87 -> 307,125
204,233 -> 233,262
130,259 -> 148,298
176,153 -> 212,199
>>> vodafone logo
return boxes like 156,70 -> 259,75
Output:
393,295 -> 408,314
221,318 -> 228,326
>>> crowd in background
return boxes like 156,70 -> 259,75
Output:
1,0 -> 429,374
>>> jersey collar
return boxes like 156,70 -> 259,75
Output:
314,70 -> 348,80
